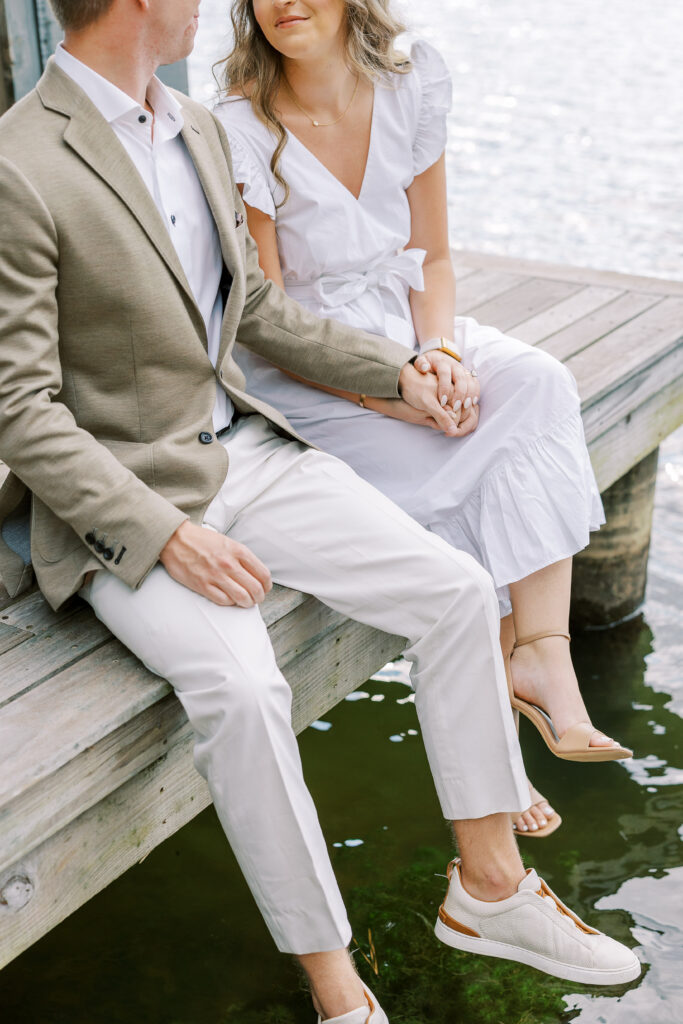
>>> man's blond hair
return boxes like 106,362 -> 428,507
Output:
49,0 -> 115,31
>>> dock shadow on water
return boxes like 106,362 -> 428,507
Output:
1,431 -> 681,1023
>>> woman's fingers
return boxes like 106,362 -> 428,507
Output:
453,405 -> 479,436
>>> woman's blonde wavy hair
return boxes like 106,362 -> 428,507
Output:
215,1 -> 410,204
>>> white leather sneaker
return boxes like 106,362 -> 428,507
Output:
317,982 -> 389,1024
435,859 -> 641,987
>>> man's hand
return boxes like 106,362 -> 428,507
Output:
414,351 -> 480,436
160,521 -> 272,607
365,396 -> 446,430
398,361 -> 463,435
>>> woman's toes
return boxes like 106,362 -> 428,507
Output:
529,805 -> 548,829
541,802 -> 555,817
590,731 -> 616,747
513,814 -> 529,832
523,810 -> 539,831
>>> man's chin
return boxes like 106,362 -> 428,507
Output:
160,31 -> 197,68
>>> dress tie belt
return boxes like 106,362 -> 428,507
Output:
285,247 -> 426,312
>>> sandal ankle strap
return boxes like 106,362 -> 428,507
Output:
513,630 -> 571,649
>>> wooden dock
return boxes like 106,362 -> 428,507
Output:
1,252 -> 682,968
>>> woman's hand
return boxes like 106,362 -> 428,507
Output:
364,395 -> 449,430
414,350 -> 480,436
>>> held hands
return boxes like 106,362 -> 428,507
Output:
160,521 -> 272,607
397,350 -> 480,437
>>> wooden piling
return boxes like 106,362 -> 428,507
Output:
570,448 -> 660,627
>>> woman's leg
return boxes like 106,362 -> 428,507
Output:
501,614 -> 558,834
508,557 -> 615,747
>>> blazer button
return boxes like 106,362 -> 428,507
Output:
85,532 -> 96,545
102,548 -> 115,561
198,431 -> 213,444
94,540 -> 106,554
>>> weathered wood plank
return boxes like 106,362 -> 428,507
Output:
588,373 -> 683,492
0,607 -> 110,707
462,277 -> 581,332
0,588 -> 68,634
451,262 -> 478,281
0,693 -> 189,877
259,583 -> 309,627
455,270 -> 525,313
582,345 -> 683,450
0,621 -> 27,656
570,296 -> 683,409
0,640 -> 166,806
513,285 -> 624,345
538,291 -> 662,363
452,248 -> 683,297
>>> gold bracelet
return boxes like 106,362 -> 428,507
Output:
438,338 -> 462,362
359,393 -> 366,408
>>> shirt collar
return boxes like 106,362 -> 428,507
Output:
54,43 -> 184,138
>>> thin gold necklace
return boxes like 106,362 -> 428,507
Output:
284,73 -> 360,128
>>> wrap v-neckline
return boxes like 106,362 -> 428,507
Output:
284,86 -> 377,203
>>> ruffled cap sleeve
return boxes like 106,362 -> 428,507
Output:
410,39 -> 453,176
214,99 -> 277,219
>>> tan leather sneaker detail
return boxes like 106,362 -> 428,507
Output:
438,904 -> 481,938
434,858 -> 641,987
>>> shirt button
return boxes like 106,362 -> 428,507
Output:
198,431 -> 213,445
138,114 -> 147,124
170,214 -> 176,225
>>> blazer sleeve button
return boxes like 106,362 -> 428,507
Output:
198,431 -> 214,444
85,532 -> 96,545
102,548 -> 115,561
94,540 -> 106,553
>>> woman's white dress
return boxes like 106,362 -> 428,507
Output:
213,40 -> 604,616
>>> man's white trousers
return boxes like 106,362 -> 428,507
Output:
82,415 -> 528,954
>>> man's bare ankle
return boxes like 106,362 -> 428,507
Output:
312,978 -> 366,1021
298,950 -> 366,1021
459,862 -> 525,903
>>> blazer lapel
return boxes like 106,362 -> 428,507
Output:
178,109 -> 247,365
37,61 -> 199,317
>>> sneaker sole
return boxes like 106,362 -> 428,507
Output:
434,915 -> 641,987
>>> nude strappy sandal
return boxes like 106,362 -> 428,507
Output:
508,630 -> 633,763
511,780 -> 562,838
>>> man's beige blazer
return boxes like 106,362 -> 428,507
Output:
0,60 -> 412,610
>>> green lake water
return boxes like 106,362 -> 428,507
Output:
2,430 -> 681,1023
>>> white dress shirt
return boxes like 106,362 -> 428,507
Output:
54,44 -> 233,432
